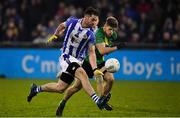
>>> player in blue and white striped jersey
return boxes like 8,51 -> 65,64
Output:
56,16 -> 120,117
27,7 -> 109,114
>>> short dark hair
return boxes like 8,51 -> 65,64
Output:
84,7 -> 99,16
106,16 -> 118,28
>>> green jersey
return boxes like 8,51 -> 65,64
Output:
85,27 -> 117,65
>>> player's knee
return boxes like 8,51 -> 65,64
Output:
75,67 -> 88,78
76,67 -> 83,73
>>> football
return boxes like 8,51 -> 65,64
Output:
105,58 -> 120,73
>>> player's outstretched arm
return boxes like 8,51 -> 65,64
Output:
88,45 -> 104,76
47,23 -> 66,43
96,42 -> 117,55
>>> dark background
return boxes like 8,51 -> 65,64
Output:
0,0 -> 179,48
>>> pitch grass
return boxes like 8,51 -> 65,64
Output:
0,79 -> 180,117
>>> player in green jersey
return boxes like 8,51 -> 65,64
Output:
56,16 -> 122,116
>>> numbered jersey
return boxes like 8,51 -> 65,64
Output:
62,17 -> 95,61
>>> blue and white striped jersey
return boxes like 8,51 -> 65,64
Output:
62,17 -> 95,61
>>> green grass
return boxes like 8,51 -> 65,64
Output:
0,79 -> 180,117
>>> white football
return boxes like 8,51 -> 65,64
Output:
105,58 -> 120,73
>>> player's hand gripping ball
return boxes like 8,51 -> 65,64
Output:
105,58 -> 120,73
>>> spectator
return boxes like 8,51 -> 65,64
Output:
0,0 -> 179,45
162,17 -> 175,43
3,20 -> 19,42
32,23 -> 48,44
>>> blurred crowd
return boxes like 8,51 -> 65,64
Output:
0,0 -> 180,44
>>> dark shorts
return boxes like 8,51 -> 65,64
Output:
82,61 -> 105,78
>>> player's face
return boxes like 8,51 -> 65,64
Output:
85,15 -> 99,27
104,25 -> 114,37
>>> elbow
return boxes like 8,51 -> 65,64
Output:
99,50 -> 105,55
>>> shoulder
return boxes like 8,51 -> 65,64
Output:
65,17 -> 79,26
95,28 -> 105,43
86,29 -> 95,44
90,26 -> 98,33
87,29 -> 95,39
95,27 -> 105,40
67,16 -> 78,21
96,27 -> 105,37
